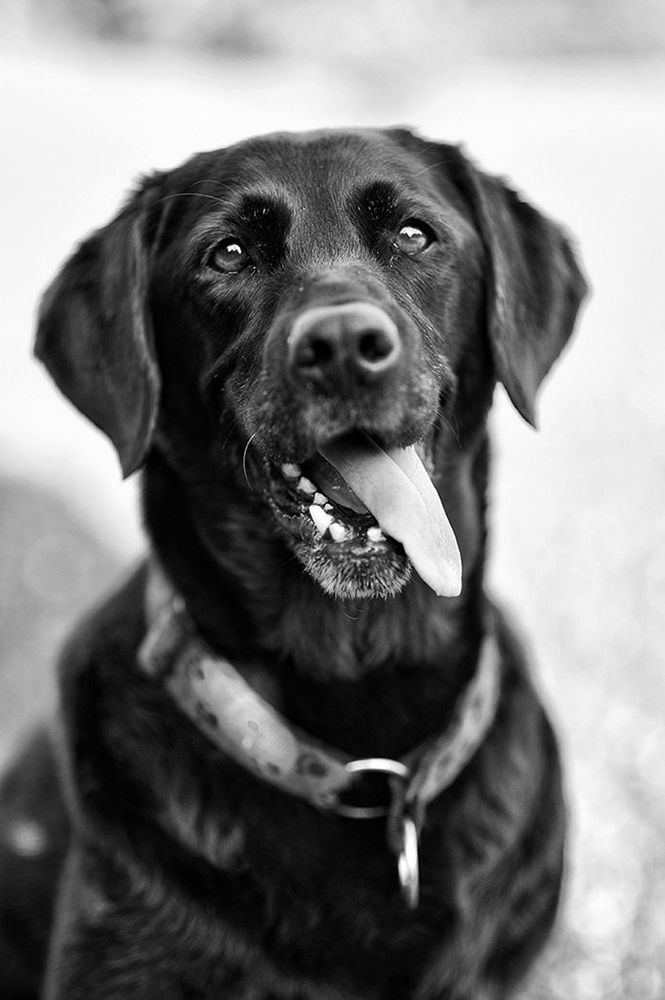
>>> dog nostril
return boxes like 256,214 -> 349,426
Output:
358,329 -> 398,366
298,336 -> 335,369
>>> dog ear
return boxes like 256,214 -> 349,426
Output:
35,182 -> 162,477
447,147 -> 588,425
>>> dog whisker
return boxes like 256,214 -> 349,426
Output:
154,191 -> 227,209
219,424 -> 238,453
276,550 -> 301,570
412,157 -> 455,179
242,432 -> 258,490
436,407 -> 461,448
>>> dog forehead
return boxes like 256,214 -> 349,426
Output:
221,128 -> 417,178
167,129 -> 445,211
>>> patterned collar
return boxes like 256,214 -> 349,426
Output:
138,563 -> 501,908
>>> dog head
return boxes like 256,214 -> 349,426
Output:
35,129 -> 586,602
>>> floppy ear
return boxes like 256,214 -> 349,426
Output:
35,185 -> 161,477
448,147 -> 588,425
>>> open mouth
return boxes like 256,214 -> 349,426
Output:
262,433 -> 462,601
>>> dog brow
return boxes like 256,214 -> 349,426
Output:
353,180 -> 401,225
237,192 -> 291,232
220,192 -> 291,259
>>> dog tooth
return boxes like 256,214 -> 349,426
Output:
313,492 -> 328,506
281,462 -> 302,480
329,521 -> 347,542
298,476 -> 317,495
367,526 -> 385,542
309,505 -> 334,535
323,503 -> 334,513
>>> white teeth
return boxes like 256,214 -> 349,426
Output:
323,503 -> 334,513
298,476 -> 317,495
367,526 -> 385,542
313,492 -> 328,506
309,505 -> 334,535
309,506 -> 347,542
328,521 -> 347,542
281,462 -> 302,480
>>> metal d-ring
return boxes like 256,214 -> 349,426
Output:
334,758 -> 410,819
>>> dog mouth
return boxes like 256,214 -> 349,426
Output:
261,433 -> 462,601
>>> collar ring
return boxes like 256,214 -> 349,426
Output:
334,758 -> 410,819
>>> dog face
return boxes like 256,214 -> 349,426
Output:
35,129 -> 586,601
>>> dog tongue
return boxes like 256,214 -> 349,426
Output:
320,439 -> 462,597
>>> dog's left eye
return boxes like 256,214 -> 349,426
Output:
394,221 -> 434,255
208,239 -> 252,274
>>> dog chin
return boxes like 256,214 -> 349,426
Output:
299,543 -> 412,601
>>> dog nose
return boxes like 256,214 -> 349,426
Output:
288,302 -> 402,391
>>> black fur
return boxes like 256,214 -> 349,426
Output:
0,128 -> 586,999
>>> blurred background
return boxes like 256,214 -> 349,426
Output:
1,1 -> 664,996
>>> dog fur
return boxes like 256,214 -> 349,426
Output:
0,128 -> 586,999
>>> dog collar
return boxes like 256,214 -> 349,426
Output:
138,563 -> 501,907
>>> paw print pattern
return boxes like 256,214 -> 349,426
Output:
295,752 -> 330,779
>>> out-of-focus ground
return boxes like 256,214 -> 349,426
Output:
1,3 -> 665,995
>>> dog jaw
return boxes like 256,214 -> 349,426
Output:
301,543 -> 413,601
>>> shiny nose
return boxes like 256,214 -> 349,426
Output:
287,302 -> 402,391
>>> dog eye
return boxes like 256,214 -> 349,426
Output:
394,221 -> 434,255
208,239 -> 252,273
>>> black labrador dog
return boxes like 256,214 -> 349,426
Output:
0,128 -> 586,1000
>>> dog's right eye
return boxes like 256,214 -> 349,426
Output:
208,239 -> 252,274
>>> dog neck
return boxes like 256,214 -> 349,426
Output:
137,557 -> 501,908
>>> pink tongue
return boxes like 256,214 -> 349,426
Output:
319,439 -> 462,597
